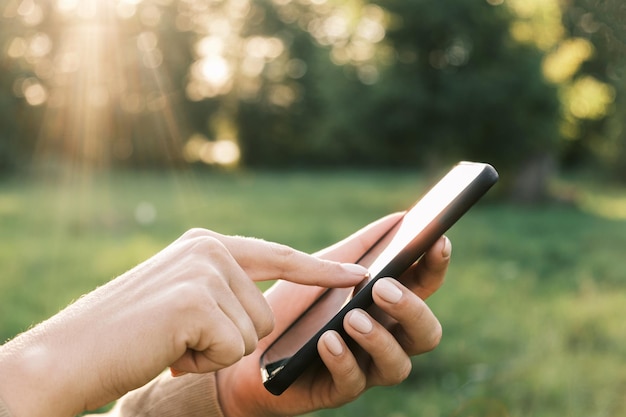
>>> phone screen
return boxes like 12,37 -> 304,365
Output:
261,162 -> 498,394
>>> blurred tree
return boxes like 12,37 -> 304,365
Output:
0,58 -> 19,173
0,10 -> 48,175
235,0 -> 390,168
347,0 -> 562,202
234,0 -> 563,203
560,0 -> 626,181
2,0 -> 622,201
234,0 -> 562,201
1,0 -> 193,171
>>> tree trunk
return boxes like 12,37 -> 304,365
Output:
510,153 -> 556,204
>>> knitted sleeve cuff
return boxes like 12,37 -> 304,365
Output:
111,371 -> 225,417
0,396 -> 14,417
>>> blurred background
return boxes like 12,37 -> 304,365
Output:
0,0 -> 625,416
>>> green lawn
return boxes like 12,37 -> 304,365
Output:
1,169 -> 625,417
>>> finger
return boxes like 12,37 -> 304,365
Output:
214,233 -> 370,287
213,254 -> 276,342
398,235 -> 451,300
170,307 -> 247,373
178,235 -> 273,354
313,213 -> 404,261
317,331 -> 367,404
372,278 -> 443,356
213,282 -> 264,354
343,309 -> 413,387
185,235 -> 275,346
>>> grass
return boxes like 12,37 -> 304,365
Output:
1,168 -> 625,417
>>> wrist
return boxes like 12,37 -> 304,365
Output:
216,365 -> 273,417
216,367 -> 242,417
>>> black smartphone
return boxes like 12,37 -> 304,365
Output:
260,161 -> 499,396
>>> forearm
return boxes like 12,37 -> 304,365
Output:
0,279 -> 142,417
0,322 -> 83,417
1,322 -> 224,417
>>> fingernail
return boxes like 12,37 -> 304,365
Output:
341,263 -> 369,278
348,310 -> 373,334
441,236 -> 451,259
170,368 -> 187,378
323,331 -> 344,356
375,278 -> 403,304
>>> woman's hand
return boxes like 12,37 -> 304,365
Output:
216,213 -> 451,417
0,229 -> 368,417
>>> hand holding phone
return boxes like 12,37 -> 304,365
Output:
260,161 -> 498,395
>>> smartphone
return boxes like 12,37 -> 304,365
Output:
260,161 -> 498,395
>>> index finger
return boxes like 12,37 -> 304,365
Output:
180,229 -> 368,287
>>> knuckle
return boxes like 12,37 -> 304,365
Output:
332,372 -> 365,404
398,303 -> 443,354
346,377 -> 367,399
269,241 -> 294,257
243,333 -> 259,356
182,236 -> 231,270
373,349 -> 412,386
411,299 -> 442,350
255,308 -> 275,339
268,242 -> 297,272
179,232 -> 229,259
237,315 -> 261,356
192,235 -> 227,255
169,283 -> 219,323
180,227 -> 211,241
392,357 -> 413,384
208,320 -> 246,365
215,331 -> 246,366
171,282 -> 206,310
424,321 -> 443,352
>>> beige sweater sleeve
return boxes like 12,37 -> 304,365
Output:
105,372 -> 225,417
0,397 -> 13,417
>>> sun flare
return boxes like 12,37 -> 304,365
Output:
4,0 -> 238,171
3,0 -> 397,172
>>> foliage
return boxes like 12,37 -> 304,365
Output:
0,0 -> 625,190
346,0 -> 560,172
559,0 -> 626,180
0,59 -> 18,173
233,0 -> 563,175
